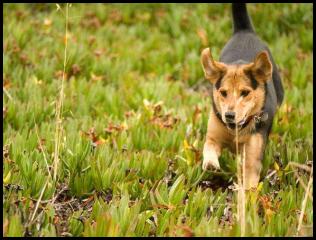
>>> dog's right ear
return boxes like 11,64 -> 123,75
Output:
201,48 -> 226,84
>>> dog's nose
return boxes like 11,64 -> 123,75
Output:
225,112 -> 235,122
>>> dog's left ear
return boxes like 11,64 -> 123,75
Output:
201,48 -> 227,84
245,51 -> 273,83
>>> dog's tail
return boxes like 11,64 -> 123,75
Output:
232,3 -> 254,33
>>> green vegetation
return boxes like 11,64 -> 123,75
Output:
3,3 -> 313,237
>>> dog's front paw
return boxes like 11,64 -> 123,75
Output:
244,173 -> 260,190
202,148 -> 220,171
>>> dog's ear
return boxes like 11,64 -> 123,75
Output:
201,48 -> 227,84
245,51 -> 273,83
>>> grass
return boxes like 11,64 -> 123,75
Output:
3,3 -> 313,237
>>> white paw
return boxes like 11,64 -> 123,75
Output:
202,148 -> 220,171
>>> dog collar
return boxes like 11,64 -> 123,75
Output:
214,109 -> 268,130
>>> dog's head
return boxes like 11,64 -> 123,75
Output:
201,48 -> 272,129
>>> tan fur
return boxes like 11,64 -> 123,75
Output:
201,48 -> 273,190
244,51 -> 273,83
201,48 -> 227,83
203,110 -> 264,189
244,133 -> 264,189
214,65 -> 266,124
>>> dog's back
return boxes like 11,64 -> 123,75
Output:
220,3 -> 284,109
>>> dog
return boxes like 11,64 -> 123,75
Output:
201,3 -> 284,189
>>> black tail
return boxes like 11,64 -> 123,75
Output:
232,3 -> 254,33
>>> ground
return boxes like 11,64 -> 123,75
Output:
3,3 -> 313,237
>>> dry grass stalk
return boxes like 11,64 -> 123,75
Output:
288,162 -> 311,173
241,144 -> 246,235
34,122 -> 52,180
29,180 -> 49,223
293,171 -> 313,202
287,161 -> 313,202
28,4 -> 70,229
296,164 -> 313,236
3,87 -> 14,102
53,3 -> 69,182
235,122 -> 246,237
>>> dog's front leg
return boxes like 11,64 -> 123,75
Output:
243,133 -> 265,189
202,139 -> 221,170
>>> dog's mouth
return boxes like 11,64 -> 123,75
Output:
226,119 -> 246,130
224,111 -> 269,130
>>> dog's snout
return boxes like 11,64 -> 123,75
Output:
225,112 -> 235,122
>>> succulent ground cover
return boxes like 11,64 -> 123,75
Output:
3,3 -> 313,237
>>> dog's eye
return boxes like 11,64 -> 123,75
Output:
220,90 -> 227,97
241,90 -> 250,97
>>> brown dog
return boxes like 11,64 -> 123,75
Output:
201,3 -> 284,189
